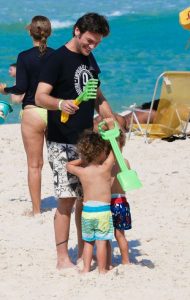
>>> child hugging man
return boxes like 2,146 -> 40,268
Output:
66,119 -> 115,274
67,118 -> 132,273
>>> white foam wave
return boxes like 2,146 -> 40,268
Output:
107,10 -> 124,17
51,19 -> 73,29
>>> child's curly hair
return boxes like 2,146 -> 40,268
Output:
77,130 -> 111,164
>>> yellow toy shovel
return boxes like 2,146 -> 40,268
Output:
61,78 -> 98,123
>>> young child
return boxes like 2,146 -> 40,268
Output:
111,131 -> 132,264
66,126 -> 115,274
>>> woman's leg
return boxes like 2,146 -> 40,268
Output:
21,108 -> 46,215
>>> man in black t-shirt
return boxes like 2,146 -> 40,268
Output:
36,13 -> 115,269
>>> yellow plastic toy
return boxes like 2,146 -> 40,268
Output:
61,78 -> 98,123
179,7 -> 190,30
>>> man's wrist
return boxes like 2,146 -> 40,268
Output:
58,99 -> 64,111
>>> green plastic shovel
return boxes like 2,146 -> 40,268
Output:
98,121 -> 142,192
61,78 -> 98,123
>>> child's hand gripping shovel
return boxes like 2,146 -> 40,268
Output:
61,78 -> 98,123
98,121 -> 142,191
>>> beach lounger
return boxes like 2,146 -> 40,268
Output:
126,71 -> 190,143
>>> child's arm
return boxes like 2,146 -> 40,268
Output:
101,117 -> 116,169
103,150 -> 115,170
66,159 -> 83,177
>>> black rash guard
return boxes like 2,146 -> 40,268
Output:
4,46 -> 54,109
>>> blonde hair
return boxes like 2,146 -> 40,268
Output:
27,15 -> 51,56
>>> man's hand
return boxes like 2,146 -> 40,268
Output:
60,100 -> 79,115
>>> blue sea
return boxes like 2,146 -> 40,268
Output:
0,0 -> 190,123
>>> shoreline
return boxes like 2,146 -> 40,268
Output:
0,124 -> 190,299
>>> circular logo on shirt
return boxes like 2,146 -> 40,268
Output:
74,65 -> 93,95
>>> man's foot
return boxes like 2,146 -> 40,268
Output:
56,259 -> 76,270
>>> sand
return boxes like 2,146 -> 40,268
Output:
0,123 -> 190,300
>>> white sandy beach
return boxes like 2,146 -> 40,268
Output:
0,123 -> 190,300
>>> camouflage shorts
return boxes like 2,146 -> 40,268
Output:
47,141 -> 83,199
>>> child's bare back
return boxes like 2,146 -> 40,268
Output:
76,159 -> 113,203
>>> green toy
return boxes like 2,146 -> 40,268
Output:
61,78 -> 98,123
0,100 -> 13,124
98,121 -> 142,192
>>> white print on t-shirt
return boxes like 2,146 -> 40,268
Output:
74,64 -> 93,95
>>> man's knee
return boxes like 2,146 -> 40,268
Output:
57,197 -> 76,215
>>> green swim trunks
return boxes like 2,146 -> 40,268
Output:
82,202 -> 114,242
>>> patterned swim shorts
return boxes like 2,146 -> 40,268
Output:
111,194 -> 132,230
82,203 -> 114,242
47,141 -> 83,199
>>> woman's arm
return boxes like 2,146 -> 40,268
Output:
4,54 -> 28,95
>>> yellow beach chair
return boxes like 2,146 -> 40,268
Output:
127,71 -> 190,143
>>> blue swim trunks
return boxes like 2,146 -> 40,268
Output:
82,201 -> 114,242
111,194 -> 132,230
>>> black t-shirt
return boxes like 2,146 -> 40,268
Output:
4,47 -> 54,108
39,45 -> 101,144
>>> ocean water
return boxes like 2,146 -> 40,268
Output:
0,0 -> 190,123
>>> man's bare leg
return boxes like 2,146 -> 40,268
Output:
54,197 -> 76,269
75,199 -> 84,263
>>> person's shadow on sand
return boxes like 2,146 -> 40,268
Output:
41,196 -> 57,212
112,239 -> 155,269
68,239 -> 155,269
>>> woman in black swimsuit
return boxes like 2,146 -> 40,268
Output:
0,16 -> 54,215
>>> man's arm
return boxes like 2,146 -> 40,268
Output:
35,82 -> 79,113
95,87 -> 115,119
95,88 -> 127,132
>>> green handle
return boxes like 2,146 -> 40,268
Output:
98,121 -> 142,191
98,121 -> 128,170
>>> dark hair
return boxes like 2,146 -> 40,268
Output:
10,63 -> 16,67
73,12 -> 110,37
77,130 -> 111,165
27,15 -> 51,56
